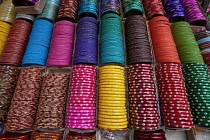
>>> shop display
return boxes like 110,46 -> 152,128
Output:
0,0 -> 209,139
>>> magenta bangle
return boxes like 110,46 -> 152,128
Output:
67,122 -> 95,126
47,20 -> 75,66
73,65 -> 97,70
69,100 -> 96,104
67,109 -> 95,113
69,91 -> 97,95
70,88 -> 96,92
69,94 -> 96,98
70,82 -> 96,87
65,119 -> 95,123
70,80 -> 96,84
70,85 -> 96,90
68,103 -> 95,107
69,97 -> 96,101
71,77 -> 96,82
67,112 -> 95,116
67,106 -> 96,110
72,72 -> 97,77
66,116 -> 95,120
66,125 -> 95,129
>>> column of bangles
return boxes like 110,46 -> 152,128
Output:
0,21 -> 11,55
66,65 -> 97,129
66,131 -> 96,140
5,67 -> 44,131
35,73 -> 69,129
31,131 -> 63,139
98,65 -> 128,130
57,0 -> 79,22
0,19 -> 33,66
0,66 -> 19,125
0,131 -> 31,139
141,0 -> 166,20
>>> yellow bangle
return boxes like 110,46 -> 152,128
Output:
99,97 -> 126,101
98,124 -> 127,130
98,114 -> 127,119
99,71 -> 124,75
99,69 -> 124,73
99,79 -> 125,83
99,111 -> 127,115
99,90 -> 126,94
98,103 -> 126,107
99,82 -> 125,85
99,94 -> 126,98
99,108 -> 127,112
99,76 -> 125,80
100,65 -> 124,70
99,100 -> 126,104
99,88 -> 126,92
98,117 -> 127,122
98,105 -> 126,110
98,84 -> 126,89
99,121 -> 128,126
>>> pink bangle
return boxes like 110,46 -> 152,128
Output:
69,91 -> 97,95
71,74 -> 97,80
69,94 -> 96,98
68,97 -> 96,101
67,112 -> 95,116
72,72 -> 97,77
67,106 -> 96,110
73,65 -> 97,70
66,125 -> 95,129
66,115 -> 95,120
72,68 -> 97,72
70,85 -> 96,90
71,78 -> 96,82
70,80 -> 96,84
65,119 -> 95,123
70,88 -> 95,92
70,82 -> 96,87
67,122 -> 95,126
69,100 -> 96,104
68,103 -> 95,107
67,109 -> 95,113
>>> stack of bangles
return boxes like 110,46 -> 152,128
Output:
0,132 -> 31,139
148,16 -> 180,64
134,130 -> 167,140
142,0 -> 166,20
31,131 -> 63,139
0,21 -> 11,55
66,65 -> 97,129
66,131 -> 96,140
98,65 -> 128,130
194,31 -> 210,66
